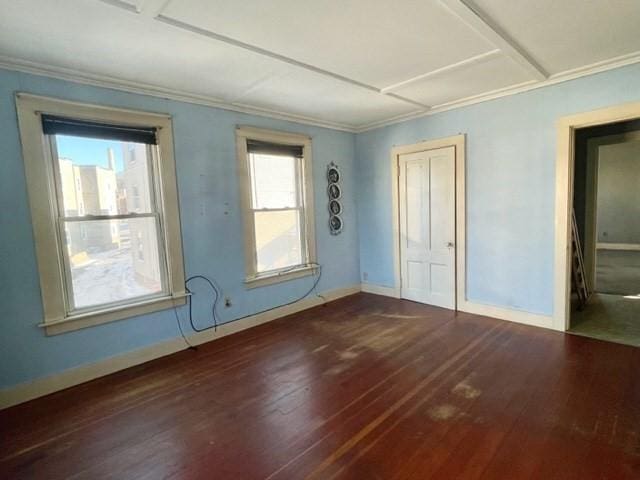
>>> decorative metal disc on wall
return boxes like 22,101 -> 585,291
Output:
327,183 -> 341,200
327,165 -> 340,183
329,215 -> 343,234
327,162 -> 342,235
329,199 -> 342,215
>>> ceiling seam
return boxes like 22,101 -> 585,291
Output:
98,0 -> 139,13
137,0 -> 174,17
380,49 -> 501,93
438,0 -> 548,81
96,0 -> 426,111
155,14 -> 432,111
155,16 -> 382,93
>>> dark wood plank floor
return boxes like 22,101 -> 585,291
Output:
2,293 -> 640,479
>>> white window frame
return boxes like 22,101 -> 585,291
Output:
16,93 -> 186,335
236,126 -> 317,288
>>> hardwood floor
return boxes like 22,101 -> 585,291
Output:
2,293 -> 640,479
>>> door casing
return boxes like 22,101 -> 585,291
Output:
554,101 -> 640,331
391,134 -> 467,311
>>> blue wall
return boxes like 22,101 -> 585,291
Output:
0,68 -> 360,389
3,62 -> 640,390
355,62 -> 640,316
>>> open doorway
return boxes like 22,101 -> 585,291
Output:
569,119 -> 640,346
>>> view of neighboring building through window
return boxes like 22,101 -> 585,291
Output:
236,127 -> 315,286
17,95 -> 185,333
249,151 -> 305,273
54,135 -> 165,310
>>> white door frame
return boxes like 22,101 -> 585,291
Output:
391,134 -> 466,310
553,101 -> 640,331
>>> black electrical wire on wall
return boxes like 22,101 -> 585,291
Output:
173,265 -> 322,349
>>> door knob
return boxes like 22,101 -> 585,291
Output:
446,242 -> 455,248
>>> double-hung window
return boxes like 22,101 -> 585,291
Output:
16,94 -> 186,335
236,127 -> 316,287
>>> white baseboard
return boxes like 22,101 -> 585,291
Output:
361,282 -> 555,331
0,284 -> 360,410
0,283 -> 559,409
361,283 -> 400,298
458,300 -> 555,330
596,242 -> 640,251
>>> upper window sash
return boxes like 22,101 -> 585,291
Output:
49,137 -> 160,219
248,152 -> 303,210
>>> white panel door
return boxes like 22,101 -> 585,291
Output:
399,147 -> 455,309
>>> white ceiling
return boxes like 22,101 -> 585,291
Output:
0,0 -> 639,131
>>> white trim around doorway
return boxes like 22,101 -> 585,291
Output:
554,101 -> 640,331
390,135 -> 468,311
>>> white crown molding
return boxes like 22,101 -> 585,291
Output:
0,55 -> 359,133
2,48 -> 639,135
356,50 -> 640,132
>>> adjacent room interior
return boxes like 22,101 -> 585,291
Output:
1,1 -> 640,478
570,120 -> 640,346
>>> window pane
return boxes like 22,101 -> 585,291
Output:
64,217 -> 165,309
254,210 -> 302,272
55,135 -> 154,216
249,153 -> 298,209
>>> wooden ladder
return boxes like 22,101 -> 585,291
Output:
571,209 -> 591,310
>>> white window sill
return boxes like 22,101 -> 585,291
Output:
244,264 -> 318,289
39,293 -> 188,336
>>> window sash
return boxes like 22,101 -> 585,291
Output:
252,207 -> 308,275
49,137 -> 159,217
47,135 -> 170,314
248,152 -> 303,210
56,215 -> 169,314
247,151 -> 309,275
236,126 -> 316,286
